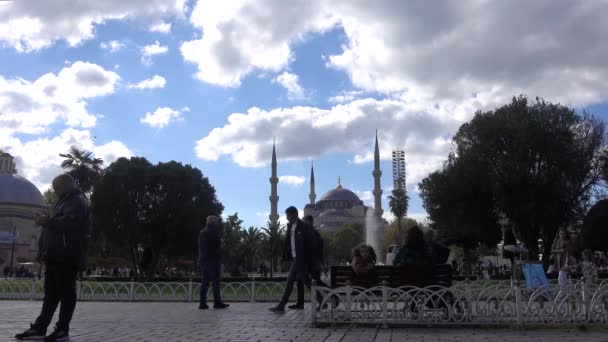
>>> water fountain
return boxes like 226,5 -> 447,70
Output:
365,209 -> 382,263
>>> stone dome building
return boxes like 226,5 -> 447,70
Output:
0,152 -> 47,273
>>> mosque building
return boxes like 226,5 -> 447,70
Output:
0,152 -> 47,272
269,132 -> 387,236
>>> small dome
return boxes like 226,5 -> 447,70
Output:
0,174 -> 45,207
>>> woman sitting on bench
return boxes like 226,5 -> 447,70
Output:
394,226 -> 432,265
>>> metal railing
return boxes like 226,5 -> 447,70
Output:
311,279 -> 608,326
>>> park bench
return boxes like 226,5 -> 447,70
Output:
330,264 -> 452,289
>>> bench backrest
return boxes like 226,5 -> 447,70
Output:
330,264 -> 452,288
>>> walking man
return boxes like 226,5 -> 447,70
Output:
269,206 -> 314,313
16,174 -> 91,341
303,215 -> 330,308
198,215 -> 229,309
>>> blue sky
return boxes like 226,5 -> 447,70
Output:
1,1 -> 607,229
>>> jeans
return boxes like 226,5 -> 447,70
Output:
33,263 -> 78,332
200,262 -> 222,305
308,269 -> 329,304
278,260 -> 306,308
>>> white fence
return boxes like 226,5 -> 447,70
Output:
312,279 -> 608,326
0,279 -> 292,302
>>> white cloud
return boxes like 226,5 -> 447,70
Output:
140,106 -> 184,128
128,75 -> 166,89
180,0 -> 338,87
0,0 -> 186,52
141,41 -> 169,65
149,21 -> 172,34
181,1 -> 608,110
328,90 -> 365,104
100,40 -> 124,53
0,61 -> 120,134
0,129 -> 131,191
279,175 -> 306,187
194,98 -> 457,187
273,72 -> 307,100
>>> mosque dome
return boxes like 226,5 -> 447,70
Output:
0,153 -> 45,207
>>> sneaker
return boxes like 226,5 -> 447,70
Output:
43,329 -> 69,342
268,306 -> 285,313
15,325 -> 46,340
213,302 -> 229,309
198,304 -> 209,309
288,304 -> 304,309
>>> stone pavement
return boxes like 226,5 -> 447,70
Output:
1,301 -> 607,342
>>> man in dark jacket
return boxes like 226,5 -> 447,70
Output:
198,215 -> 229,309
16,174 -> 90,342
269,207 -> 315,313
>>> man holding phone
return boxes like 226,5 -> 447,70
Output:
15,174 -> 91,342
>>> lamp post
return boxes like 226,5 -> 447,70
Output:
8,225 -> 16,278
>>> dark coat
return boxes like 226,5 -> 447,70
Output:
38,189 -> 91,268
428,241 -> 450,264
198,223 -> 221,265
282,219 -> 315,269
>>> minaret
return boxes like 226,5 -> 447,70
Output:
309,161 -> 316,206
269,139 -> 279,228
372,130 -> 383,218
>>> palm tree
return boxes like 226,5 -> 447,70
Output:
59,145 -> 104,196
242,227 -> 263,272
262,222 -> 285,278
388,187 -> 409,245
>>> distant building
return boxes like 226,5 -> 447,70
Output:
392,150 -> 406,190
270,132 -> 387,235
0,152 -> 47,272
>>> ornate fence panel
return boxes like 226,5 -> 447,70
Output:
313,280 -> 608,326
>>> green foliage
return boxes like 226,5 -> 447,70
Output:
383,217 -> 420,249
43,188 -> 58,206
580,199 -> 608,251
388,187 -> 409,245
420,96 -> 606,260
261,222 -> 285,276
332,222 -> 364,263
90,157 -> 224,279
59,145 -> 104,195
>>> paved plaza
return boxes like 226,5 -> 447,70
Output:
1,301 -> 607,342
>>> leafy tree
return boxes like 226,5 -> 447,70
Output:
60,145 -> 104,195
261,222 -> 285,277
421,96 -> 606,261
580,199 -> 608,252
242,226 -> 263,272
383,217 -> 420,249
219,213 -> 246,276
91,157 -> 224,279
43,188 -> 59,206
388,187 -> 409,245
333,222 -> 364,263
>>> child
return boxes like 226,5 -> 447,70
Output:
351,244 -> 377,276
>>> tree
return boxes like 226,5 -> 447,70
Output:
333,222 -> 364,263
580,199 -> 608,252
383,217 -> 420,249
261,222 -> 285,277
91,157 -> 224,279
219,213 -> 245,276
388,187 -> 409,245
421,96 -> 606,261
242,226 -> 263,272
43,188 -> 59,206
60,145 -> 104,195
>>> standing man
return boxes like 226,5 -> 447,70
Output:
269,207 -> 314,313
15,174 -> 91,341
198,215 -> 229,310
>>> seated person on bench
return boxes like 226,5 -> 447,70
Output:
351,244 -> 377,285
394,226 -> 432,265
